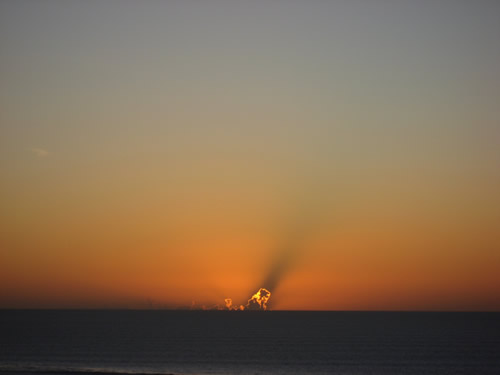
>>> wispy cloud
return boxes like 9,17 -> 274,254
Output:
31,148 -> 50,157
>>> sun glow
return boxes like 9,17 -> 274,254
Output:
246,287 -> 271,310
223,288 -> 271,311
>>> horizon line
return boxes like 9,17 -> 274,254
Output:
1,308 -> 499,313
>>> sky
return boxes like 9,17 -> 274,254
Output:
1,0 -> 499,310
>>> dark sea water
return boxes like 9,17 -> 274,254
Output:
1,310 -> 499,375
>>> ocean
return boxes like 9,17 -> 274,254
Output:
1,310 -> 499,375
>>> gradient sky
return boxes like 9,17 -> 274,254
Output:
1,0 -> 499,310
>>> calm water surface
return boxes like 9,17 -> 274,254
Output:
1,311 -> 499,375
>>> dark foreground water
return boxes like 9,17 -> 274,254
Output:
1,311 -> 499,375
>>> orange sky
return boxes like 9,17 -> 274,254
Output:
2,179 -> 499,310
